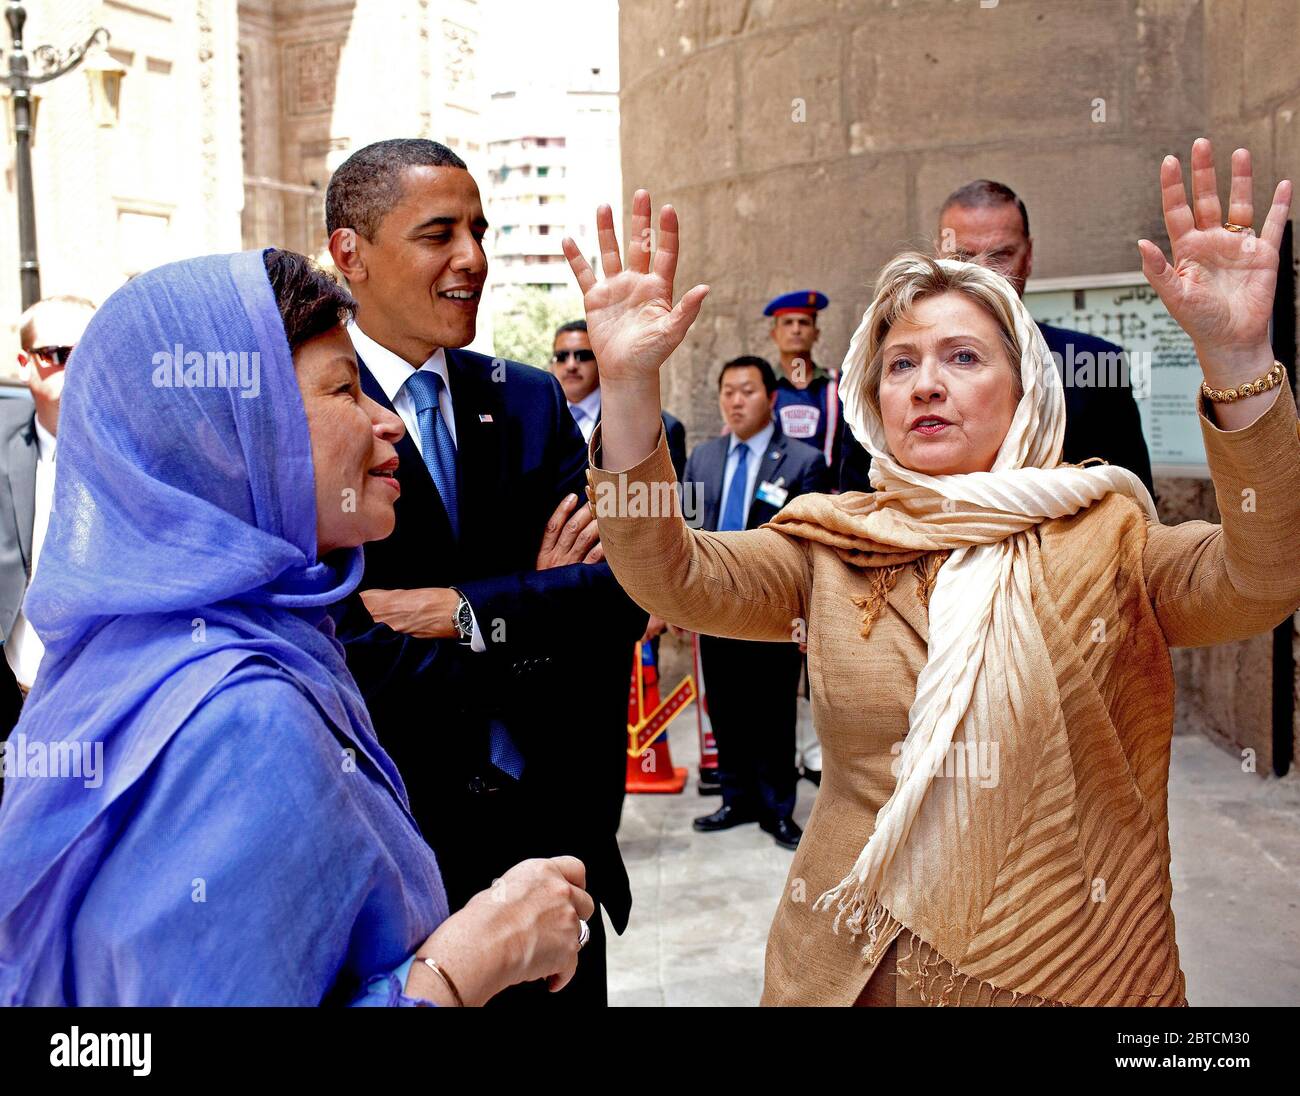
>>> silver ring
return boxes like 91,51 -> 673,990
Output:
577,919 -> 590,950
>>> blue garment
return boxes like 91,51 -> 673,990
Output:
404,369 -> 460,540
0,249 -> 449,1005
719,445 -> 750,531
772,369 -> 844,470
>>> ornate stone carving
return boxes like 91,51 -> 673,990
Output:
284,38 -> 342,116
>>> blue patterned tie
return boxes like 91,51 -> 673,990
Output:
404,369 -> 523,780
719,443 -> 750,531
404,370 -> 459,540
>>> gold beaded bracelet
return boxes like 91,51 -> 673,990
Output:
1201,361 -> 1286,404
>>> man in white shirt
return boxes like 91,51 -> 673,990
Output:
550,318 -> 688,476
0,296 -> 96,739
324,138 -> 650,1006
551,318 -> 690,657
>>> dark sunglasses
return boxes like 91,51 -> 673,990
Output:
30,345 -> 74,367
552,349 -> 595,364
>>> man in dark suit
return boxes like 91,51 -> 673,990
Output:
325,139 -> 647,1006
931,179 -> 1155,497
840,181 -> 1157,496
687,356 -> 829,850
551,318 -> 686,479
0,297 -> 95,745
551,317 -> 686,652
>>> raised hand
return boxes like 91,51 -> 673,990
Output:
562,190 -> 709,385
1138,139 -> 1291,369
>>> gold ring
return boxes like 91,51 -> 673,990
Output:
1223,222 -> 1252,233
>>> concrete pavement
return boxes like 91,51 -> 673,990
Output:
604,701 -> 1300,1007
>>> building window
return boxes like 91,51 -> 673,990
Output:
537,166 -> 549,178
537,225 -> 550,235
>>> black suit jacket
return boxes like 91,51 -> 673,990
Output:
0,400 -> 37,737
660,410 -> 688,483
838,321 -> 1157,498
685,428 -> 830,534
333,347 -> 647,931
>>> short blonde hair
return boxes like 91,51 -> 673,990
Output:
859,252 -> 1024,420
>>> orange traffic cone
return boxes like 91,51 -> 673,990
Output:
626,641 -> 693,794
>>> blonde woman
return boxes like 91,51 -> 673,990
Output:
561,139 -> 1300,1006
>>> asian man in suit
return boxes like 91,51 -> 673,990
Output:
325,139 -> 647,1007
685,356 -> 829,850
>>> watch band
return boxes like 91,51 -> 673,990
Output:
449,587 -> 474,645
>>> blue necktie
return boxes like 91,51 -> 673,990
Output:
404,369 -> 523,780
720,443 -> 750,531
404,370 -> 459,540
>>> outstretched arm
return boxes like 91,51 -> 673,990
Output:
567,191 -> 808,641
1137,139 -> 1300,644
562,190 -> 709,473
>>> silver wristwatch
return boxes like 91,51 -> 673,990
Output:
450,588 -> 474,645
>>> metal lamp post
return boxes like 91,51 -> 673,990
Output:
4,2 -> 111,310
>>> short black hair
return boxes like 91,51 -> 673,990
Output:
555,319 -> 587,338
718,355 -> 777,395
940,179 -> 1030,238
325,138 -> 468,240
262,248 -> 355,352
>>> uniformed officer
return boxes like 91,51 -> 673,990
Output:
765,290 -> 846,472
764,291 -> 863,783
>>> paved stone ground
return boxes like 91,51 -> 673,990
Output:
604,700 -> 1300,1007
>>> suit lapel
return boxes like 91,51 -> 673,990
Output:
445,349 -> 505,560
7,415 -> 37,573
746,438 -> 787,528
357,355 -> 455,548
705,436 -> 727,531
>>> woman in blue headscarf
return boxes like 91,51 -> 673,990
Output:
0,248 -> 592,1006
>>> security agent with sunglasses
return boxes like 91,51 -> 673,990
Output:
551,319 -> 687,480
552,320 -> 689,662
0,296 -> 95,743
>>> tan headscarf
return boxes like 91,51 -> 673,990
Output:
770,257 -> 1158,972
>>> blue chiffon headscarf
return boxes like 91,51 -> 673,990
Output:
0,249 -> 447,1003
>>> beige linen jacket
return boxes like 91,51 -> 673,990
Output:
587,384 -> 1300,1005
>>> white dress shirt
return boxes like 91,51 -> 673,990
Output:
346,323 -> 486,652
5,417 -> 56,690
567,388 -> 602,444
718,421 -> 775,529
348,322 -> 457,451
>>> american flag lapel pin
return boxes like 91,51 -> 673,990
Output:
479,413 -> 494,423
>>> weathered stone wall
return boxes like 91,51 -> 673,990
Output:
620,0 -> 1300,772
